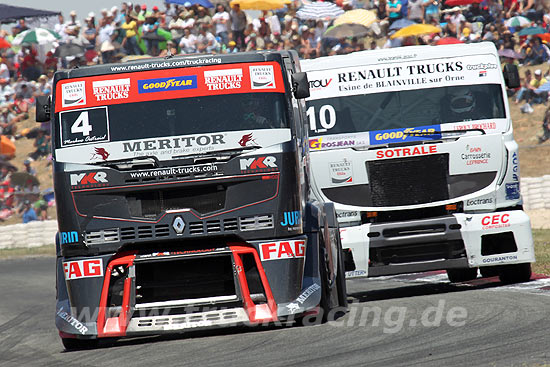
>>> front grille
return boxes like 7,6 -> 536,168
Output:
85,228 -> 120,245
370,240 -> 466,265
239,215 -> 274,231
368,153 -> 449,206
87,225 -> 170,244
188,215 -> 273,236
135,310 -> 241,328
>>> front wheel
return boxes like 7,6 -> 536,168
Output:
446,268 -> 478,283
499,263 -> 532,284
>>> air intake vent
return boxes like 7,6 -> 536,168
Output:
223,218 -> 238,231
189,222 -> 204,235
154,224 -> 170,237
206,220 -> 221,233
85,228 -> 120,245
138,226 -> 153,239
120,227 -> 136,240
239,215 -> 274,231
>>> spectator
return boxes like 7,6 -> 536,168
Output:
20,200 -> 37,224
529,69 -> 547,104
387,0 -> 403,25
539,106 -> 550,143
179,28 -> 197,54
121,12 -> 140,55
408,0 -> 424,23
213,5 -> 230,46
23,159 -> 36,175
230,4 -> 247,50
29,129 -> 50,161
515,69 -> 534,104
142,13 -> 161,56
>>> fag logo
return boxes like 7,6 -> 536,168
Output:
239,156 -> 277,171
63,259 -> 104,280
238,133 -> 258,147
70,172 -> 108,186
260,240 -> 306,261
91,147 -> 110,160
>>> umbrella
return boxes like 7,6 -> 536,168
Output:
498,48 -> 524,59
324,23 -> 370,38
12,28 -> 61,45
389,18 -> 415,31
54,43 -> 85,59
538,33 -> 550,43
436,37 -> 463,45
165,0 -> 214,8
296,2 -> 344,20
229,0 -> 290,10
0,136 -> 15,156
391,24 -> 441,39
504,16 -> 531,28
0,38 -> 11,49
9,172 -> 39,187
517,26 -> 546,36
334,9 -> 377,28
444,0 -> 482,6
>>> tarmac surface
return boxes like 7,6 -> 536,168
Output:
1,256 -> 550,367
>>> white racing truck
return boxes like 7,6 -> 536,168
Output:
302,42 -> 535,283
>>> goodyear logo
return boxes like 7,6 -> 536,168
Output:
369,125 -> 441,145
138,76 -> 197,93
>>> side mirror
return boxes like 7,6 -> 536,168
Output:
291,72 -> 310,99
503,63 -> 520,89
35,95 -> 51,122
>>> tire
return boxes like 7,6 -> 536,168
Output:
61,337 -> 99,351
499,263 -> 532,284
480,266 -> 500,278
446,268 -> 478,283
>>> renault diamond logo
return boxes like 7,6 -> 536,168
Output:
172,216 -> 186,234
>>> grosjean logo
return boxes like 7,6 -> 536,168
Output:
70,172 -> 108,186
239,156 -> 277,171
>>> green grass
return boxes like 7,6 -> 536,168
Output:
533,229 -> 550,276
0,244 -> 55,259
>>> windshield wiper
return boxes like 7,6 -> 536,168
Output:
91,155 -> 159,170
172,145 -> 261,160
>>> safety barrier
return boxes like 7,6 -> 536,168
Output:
0,220 -> 57,250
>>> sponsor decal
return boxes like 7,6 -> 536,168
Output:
62,81 -> 86,108
512,152 -> 519,182
481,214 -> 510,230
138,76 -> 197,93
204,68 -> 243,91
91,147 -> 110,161
238,133 -> 258,147
63,259 -> 104,280
59,107 -> 110,147
454,122 -> 497,131
479,70 -> 487,77
466,198 -> 493,206
329,161 -> 353,184
239,156 -> 277,172
506,182 -> 520,200
70,172 -> 108,187
122,134 -> 225,153
309,78 -> 333,91
60,231 -> 78,245
482,255 -> 518,263
250,65 -> 276,89
285,283 -> 322,313
336,211 -> 359,219
138,248 -> 220,258
128,164 -> 218,179
92,78 -> 130,101
370,125 -> 441,145
309,137 -> 355,150
465,62 -> 498,71
376,145 -> 437,159
280,211 -> 301,229
287,302 -> 300,313
346,270 -> 367,277
57,308 -> 88,334
461,145 -> 491,165
260,240 -> 306,261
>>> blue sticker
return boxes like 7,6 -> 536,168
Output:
281,211 -> 301,227
369,125 -> 441,145
61,231 -> 79,245
505,182 -> 520,200
138,76 -> 197,93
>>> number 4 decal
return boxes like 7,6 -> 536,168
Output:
307,105 -> 336,133
71,111 -> 93,136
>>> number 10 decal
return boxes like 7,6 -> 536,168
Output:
307,104 -> 336,133
59,106 -> 110,147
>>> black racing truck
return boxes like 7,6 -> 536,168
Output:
36,51 -> 347,350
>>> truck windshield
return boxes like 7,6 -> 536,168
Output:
307,84 -> 505,137
57,92 -> 289,145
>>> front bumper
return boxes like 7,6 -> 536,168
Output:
341,210 -> 535,278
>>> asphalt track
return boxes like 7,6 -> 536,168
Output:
1,256 -> 550,367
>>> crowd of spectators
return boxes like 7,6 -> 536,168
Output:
1,0 -> 550,219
